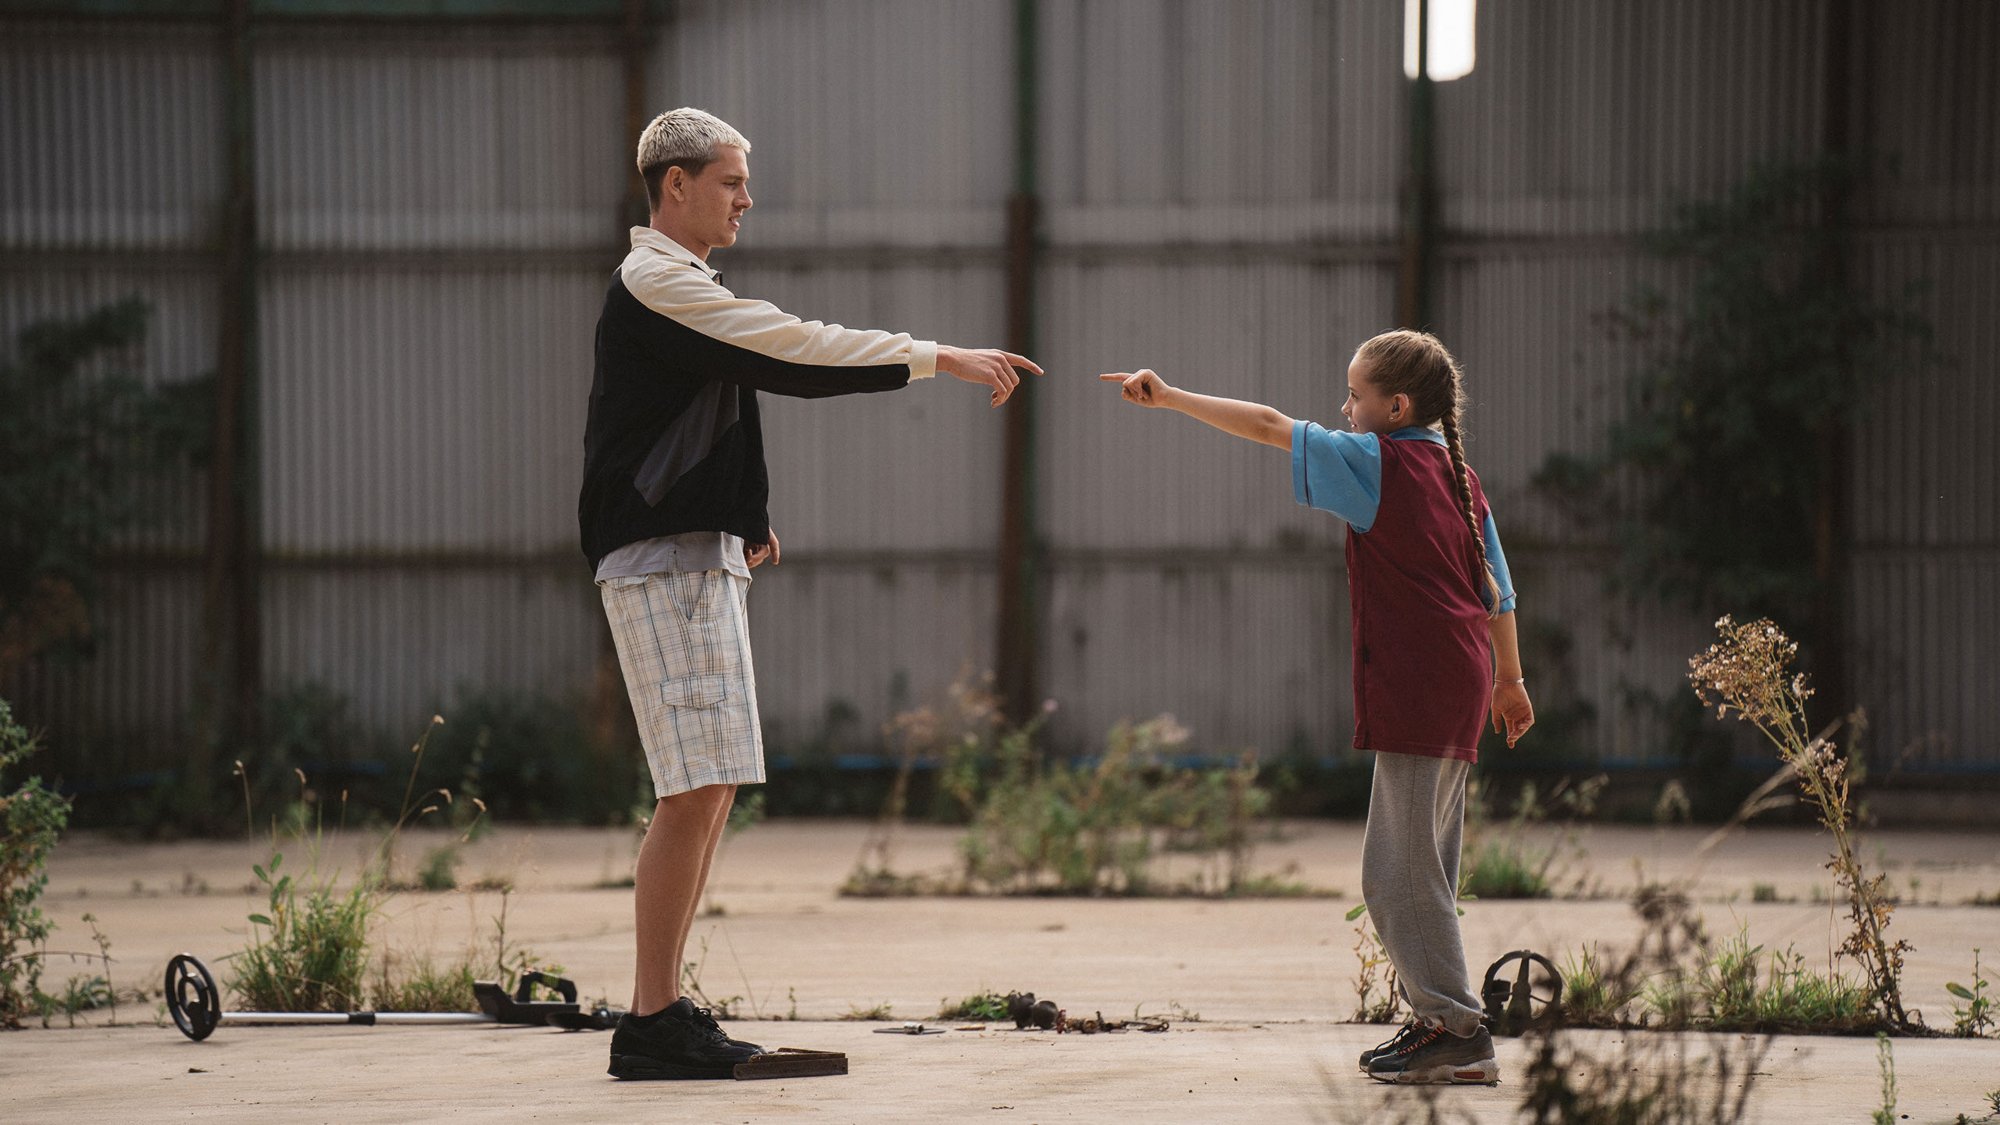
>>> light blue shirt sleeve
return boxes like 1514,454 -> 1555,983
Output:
1290,420 -> 1382,531
1483,511 -> 1518,614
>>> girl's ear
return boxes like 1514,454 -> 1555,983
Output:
1392,392 -> 1410,419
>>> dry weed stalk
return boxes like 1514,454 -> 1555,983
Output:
1688,615 -> 1910,1028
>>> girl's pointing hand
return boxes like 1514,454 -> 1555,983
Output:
1098,369 -> 1171,407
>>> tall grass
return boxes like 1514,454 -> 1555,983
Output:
227,715 -> 510,1014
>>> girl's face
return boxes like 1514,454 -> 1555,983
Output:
1341,356 -> 1410,435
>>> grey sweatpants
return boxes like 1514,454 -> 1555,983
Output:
1360,750 -> 1484,1036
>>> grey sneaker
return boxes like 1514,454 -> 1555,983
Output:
1366,1023 -> 1499,1085
608,998 -> 762,1080
1358,1022 -> 1425,1073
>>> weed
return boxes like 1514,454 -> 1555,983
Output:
230,850 -> 373,1012
1872,1033 -> 1897,1125
1946,948 -> 1993,1038
1690,616 -> 1913,1029
1689,933 -> 1874,1033
1344,903 -> 1403,1024
1458,775 -> 1605,900
1556,945 -> 1641,1027
839,868 -> 946,897
1750,882 -> 1781,903
849,681 -> 1283,897
415,845 -> 460,892
371,950 -> 475,1012
33,972 -> 112,1028
937,991 -> 1008,1021
225,715 -> 515,1014
842,1001 -> 893,1021
1459,838 -> 1550,899
678,933 -> 745,1019
1221,868 -> 1335,898
954,714 -> 1267,895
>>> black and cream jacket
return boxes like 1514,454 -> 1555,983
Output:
579,227 -> 935,570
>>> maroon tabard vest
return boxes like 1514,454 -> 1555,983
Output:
1344,437 -> 1495,762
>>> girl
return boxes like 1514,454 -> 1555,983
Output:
1100,329 -> 1534,1086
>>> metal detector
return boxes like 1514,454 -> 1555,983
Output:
164,952 -> 585,1042
1480,949 -> 1564,1036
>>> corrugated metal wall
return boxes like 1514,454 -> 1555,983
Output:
2,0 -> 1993,785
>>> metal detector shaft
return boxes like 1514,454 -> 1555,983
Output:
166,953 -> 582,1041
213,1011 -> 498,1027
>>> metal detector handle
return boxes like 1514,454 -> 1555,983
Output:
514,971 -> 577,1006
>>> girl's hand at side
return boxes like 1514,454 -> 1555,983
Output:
1099,369 -> 1172,407
1491,682 -> 1534,747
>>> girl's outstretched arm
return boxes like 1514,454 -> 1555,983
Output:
1099,369 -> 1294,449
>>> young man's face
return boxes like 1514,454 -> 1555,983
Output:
1340,354 -> 1406,434
668,145 -> 752,257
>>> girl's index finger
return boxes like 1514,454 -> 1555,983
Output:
1097,372 -> 1130,382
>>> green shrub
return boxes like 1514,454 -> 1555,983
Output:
936,991 -> 1008,1021
1459,838 -> 1551,900
1,699 -> 71,1027
228,850 -> 374,1012
952,715 -> 1269,896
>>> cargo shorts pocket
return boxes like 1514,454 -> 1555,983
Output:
661,674 -> 728,712
660,674 -> 730,750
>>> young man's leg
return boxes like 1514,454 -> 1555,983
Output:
632,782 -> 736,1015
1359,751 -> 1496,1084
600,570 -> 766,1077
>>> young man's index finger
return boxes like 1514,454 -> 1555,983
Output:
1003,353 -> 1044,376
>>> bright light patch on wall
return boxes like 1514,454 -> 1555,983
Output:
1404,0 -> 1477,80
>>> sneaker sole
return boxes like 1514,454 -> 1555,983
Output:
1369,1057 -> 1500,1086
608,1053 -> 739,1081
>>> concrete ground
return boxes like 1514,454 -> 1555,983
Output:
10,819 -> 2000,1123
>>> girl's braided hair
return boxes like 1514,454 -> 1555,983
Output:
1354,329 -> 1502,615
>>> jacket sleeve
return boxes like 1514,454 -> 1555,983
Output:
620,255 -> 937,398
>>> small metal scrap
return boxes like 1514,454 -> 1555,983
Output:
1056,1009 -> 1169,1035
872,1021 -> 946,1035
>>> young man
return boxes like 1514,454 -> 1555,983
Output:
579,107 -> 1040,1080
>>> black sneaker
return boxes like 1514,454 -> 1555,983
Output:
1366,1023 -> 1499,1085
608,998 -> 763,1080
1357,1021 -> 1425,1073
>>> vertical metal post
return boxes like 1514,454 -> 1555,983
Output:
1813,0 -> 1860,717
620,0 -> 652,231
996,0 -> 1040,724
1396,0 -> 1436,330
202,0 -> 259,763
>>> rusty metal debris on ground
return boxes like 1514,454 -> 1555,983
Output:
1005,992 -> 1169,1034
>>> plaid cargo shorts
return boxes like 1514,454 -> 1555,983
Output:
599,570 -> 765,798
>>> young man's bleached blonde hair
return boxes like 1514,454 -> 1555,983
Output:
636,107 -> 751,214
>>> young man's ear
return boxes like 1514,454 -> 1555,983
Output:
664,165 -> 687,204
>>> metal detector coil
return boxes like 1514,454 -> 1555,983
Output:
165,952 -> 583,1042
1480,949 -> 1563,1036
